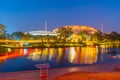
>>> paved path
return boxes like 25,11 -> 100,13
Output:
0,62 -> 120,80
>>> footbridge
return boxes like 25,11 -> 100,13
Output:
0,40 -> 44,47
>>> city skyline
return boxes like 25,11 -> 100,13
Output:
0,0 -> 120,33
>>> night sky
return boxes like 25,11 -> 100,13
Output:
0,0 -> 120,33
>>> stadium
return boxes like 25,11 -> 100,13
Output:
53,25 -> 98,34
25,30 -> 57,36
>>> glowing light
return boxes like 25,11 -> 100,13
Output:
24,42 -> 29,46
56,48 -> 64,62
69,47 -> 76,63
27,48 -> 42,61
27,52 -> 40,61
24,48 -> 28,55
7,48 -> 11,52
81,46 -> 98,64
49,48 -> 55,60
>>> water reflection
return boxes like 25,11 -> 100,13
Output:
0,48 -> 24,63
0,45 -> 120,67
27,48 -> 42,61
68,47 -> 76,63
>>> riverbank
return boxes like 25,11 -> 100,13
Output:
0,62 -> 120,80
1,43 -> 120,49
52,72 -> 120,80
0,43 -> 86,48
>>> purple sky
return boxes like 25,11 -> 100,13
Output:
0,0 -> 120,33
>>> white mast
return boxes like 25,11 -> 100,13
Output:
45,21 -> 47,31
100,22 -> 104,33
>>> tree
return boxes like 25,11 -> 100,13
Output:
10,31 -> 27,40
78,30 -> 89,41
0,24 -> 7,39
57,27 -> 73,42
90,31 -> 105,42
105,31 -> 120,42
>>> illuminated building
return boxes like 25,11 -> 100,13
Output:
53,25 -> 98,34
25,22 -> 57,36
25,30 -> 57,36
53,25 -> 99,42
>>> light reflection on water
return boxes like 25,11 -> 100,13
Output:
0,45 -> 120,72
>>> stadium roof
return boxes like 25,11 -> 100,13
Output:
53,25 -> 98,34
25,30 -> 57,36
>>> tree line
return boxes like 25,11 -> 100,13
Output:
0,24 -> 120,43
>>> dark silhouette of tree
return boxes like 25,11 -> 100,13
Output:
0,24 -> 7,39
90,31 -> 105,42
105,31 -> 120,41
10,32 -> 27,40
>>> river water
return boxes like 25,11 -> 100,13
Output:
0,45 -> 120,72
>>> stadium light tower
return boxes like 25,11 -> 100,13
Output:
100,22 -> 104,33
45,21 -> 47,31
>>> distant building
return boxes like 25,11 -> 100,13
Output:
25,22 -> 57,36
25,30 -> 57,36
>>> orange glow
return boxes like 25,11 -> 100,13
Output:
80,46 -> 98,64
0,48 -> 39,62
0,49 -> 23,61
53,25 -> 98,34
0,46 -> 99,64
